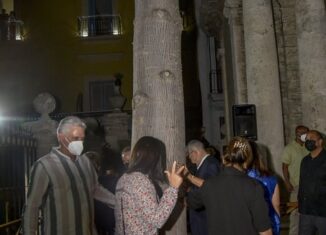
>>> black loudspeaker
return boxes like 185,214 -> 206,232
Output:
232,104 -> 257,140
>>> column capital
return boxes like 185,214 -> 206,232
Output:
198,0 -> 224,37
223,0 -> 242,24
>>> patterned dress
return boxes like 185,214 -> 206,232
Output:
115,172 -> 178,235
247,169 -> 280,235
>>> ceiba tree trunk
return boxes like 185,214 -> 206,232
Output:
132,0 -> 186,234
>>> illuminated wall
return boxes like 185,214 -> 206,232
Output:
0,0 -> 134,115
2,0 -> 14,12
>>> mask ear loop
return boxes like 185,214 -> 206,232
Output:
60,135 -> 70,150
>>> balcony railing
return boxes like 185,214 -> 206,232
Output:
0,20 -> 24,41
77,14 -> 122,38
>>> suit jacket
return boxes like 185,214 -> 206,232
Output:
189,155 -> 220,235
188,166 -> 271,235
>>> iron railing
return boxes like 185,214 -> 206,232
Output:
0,121 -> 37,235
77,14 -> 122,37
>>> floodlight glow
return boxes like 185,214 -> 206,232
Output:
81,30 -> 89,37
15,33 -> 22,40
113,29 -> 119,35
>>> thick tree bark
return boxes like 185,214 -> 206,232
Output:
132,0 -> 186,234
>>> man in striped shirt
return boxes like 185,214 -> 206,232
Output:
22,116 -> 115,235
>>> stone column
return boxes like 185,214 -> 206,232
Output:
219,35 -> 233,144
243,0 -> 284,175
194,0 -> 212,143
224,0 -> 247,104
275,0 -> 302,143
296,0 -> 326,133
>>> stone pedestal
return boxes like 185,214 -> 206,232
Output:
82,117 -> 106,154
109,84 -> 126,111
100,112 -> 130,152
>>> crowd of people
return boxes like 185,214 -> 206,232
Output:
21,116 -> 325,235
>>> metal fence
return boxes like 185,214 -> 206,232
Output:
0,121 -> 37,235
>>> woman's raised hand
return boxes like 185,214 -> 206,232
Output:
165,161 -> 185,189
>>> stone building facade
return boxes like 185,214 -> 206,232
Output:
196,0 -> 326,175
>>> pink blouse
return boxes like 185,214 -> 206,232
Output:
115,172 -> 178,235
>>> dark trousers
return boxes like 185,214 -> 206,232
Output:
299,214 -> 326,235
189,209 -> 208,235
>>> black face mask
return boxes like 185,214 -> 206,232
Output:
305,140 -> 316,151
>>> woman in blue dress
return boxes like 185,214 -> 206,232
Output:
247,141 -> 281,235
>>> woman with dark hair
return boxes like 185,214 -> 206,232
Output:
247,141 -> 280,235
114,136 -> 184,235
188,137 -> 272,235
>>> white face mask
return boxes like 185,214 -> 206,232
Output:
64,136 -> 84,156
68,140 -> 84,156
300,133 -> 307,142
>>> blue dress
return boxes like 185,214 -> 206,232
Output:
247,169 -> 280,235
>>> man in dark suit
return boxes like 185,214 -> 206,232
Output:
185,140 -> 220,235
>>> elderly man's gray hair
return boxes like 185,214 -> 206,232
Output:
57,116 -> 87,135
187,140 -> 205,152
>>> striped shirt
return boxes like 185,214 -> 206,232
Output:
22,147 -> 115,235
